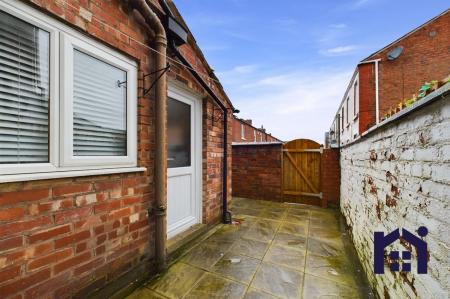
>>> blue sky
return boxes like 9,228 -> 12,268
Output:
174,0 -> 449,142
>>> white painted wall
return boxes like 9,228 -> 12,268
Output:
329,73 -> 359,147
340,89 -> 450,298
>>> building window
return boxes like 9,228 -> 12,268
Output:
72,50 -> 127,157
353,81 -> 358,117
341,107 -> 344,131
0,4 -> 137,176
0,10 -> 50,164
253,130 -> 256,142
241,124 -> 245,140
346,97 -> 349,124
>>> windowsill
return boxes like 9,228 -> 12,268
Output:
0,167 -> 146,184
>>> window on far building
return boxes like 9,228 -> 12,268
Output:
241,123 -> 245,140
346,97 -> 349,124
353,81 -> 358,117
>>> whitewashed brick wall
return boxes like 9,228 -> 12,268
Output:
340,87 -> 450,299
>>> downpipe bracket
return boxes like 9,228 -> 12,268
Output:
149,204 -> 167,217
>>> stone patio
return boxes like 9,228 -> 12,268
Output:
126,198 -> 373,299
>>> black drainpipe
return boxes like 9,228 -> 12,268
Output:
162,0 -> 231,224
171,43 -> 232,224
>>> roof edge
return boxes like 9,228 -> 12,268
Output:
361,8 -> 449,62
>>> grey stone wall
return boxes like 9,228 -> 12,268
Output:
340,86 -> 450,298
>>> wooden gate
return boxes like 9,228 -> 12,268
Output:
282,139 -> 324,206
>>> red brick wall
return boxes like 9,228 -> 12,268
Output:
201,99 -> 233,224
232,118 -> 279,143
375,12 -> 450,117
0,1 -> 233,298
232,145 -> 340,206
0,1 -> 156,298
0,174 -> 152,299
358,63 -> 377,134
359,11 -> 450,132
232,144 -> 282,202
167,49 -> 233,225
321,149 -> 340,206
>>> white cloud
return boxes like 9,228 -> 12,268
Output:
354,0 -> 371,6
316,23 -> 350,45
221,68 -> 353,142
320,45 -> 357,56
233,65 -> 259,74
200,44 -> 230,52
352,0 -> 378,9
329,23 -> 347,29
216,65 -> 259,84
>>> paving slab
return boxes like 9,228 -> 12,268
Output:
147,263 -> 205,298
125,197 -> 372,299
184,273 -> 247,299
250,262 -> 303,299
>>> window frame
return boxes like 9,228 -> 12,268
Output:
60,33 -> 137,168
353,81 -> 358,118
0,1 -> 60,175
0,0 -> 138,177
241,124 -> 246,140
346,97 -> 350,125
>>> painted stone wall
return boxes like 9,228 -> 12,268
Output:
340,87 -> 450,298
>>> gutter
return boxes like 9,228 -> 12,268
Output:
127,0 -> 168,271
161,0 -> 232,224
171,43 -> 232,224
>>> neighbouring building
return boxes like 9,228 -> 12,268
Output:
325,8 -> 450,298
327,9 -> 449,147
0,0 -> 234,298
232,117 -> 281,143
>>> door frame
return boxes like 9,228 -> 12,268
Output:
167,82 -> 203,238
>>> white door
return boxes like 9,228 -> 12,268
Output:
167,84 -> 202,238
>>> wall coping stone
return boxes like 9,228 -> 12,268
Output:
341,83 -> 450,149
232,142 -> 284,146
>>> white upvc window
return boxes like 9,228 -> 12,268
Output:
353,80 -> 359,120
241,124 -> 245,140
0,1 -> 138,178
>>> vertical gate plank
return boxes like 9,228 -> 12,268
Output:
282,139 -> 322,205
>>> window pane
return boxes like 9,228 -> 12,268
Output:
0,11 -> 50,164
73,50 -> 127,156
168,98 -> 191,168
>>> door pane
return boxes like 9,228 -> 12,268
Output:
0,11 -> 50,163
73,50 -> 127,156
168,98 -> 191,168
